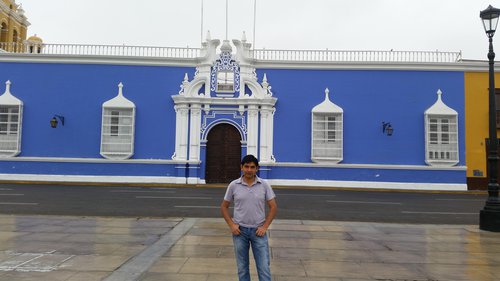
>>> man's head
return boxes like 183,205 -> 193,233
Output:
241,155 -> 259,179
241,154 -> 259,167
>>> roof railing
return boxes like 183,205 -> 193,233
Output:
0,42 -> 462,63
0,42 -> 201,59
250,49 -> 462,63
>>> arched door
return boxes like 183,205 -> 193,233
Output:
205,123 -> 242,184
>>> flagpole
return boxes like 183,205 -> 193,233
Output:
201,0 -> 204,44
225,0 -> 229,40
253,0 -> 257,49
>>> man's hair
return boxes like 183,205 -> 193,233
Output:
241,154 -> 259,167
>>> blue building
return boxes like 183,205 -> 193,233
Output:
0,37 -> 468,190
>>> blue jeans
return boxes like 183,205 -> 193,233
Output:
232,226 -> 271,281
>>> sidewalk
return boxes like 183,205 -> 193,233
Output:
0,215 -> 499,281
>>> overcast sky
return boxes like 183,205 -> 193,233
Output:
17,0 -> 500,60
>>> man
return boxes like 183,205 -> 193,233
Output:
221,154 -> 278,281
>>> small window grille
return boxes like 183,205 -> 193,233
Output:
216,71 -> 234,92
441,119 -> 449,144
425,115 -> 458,165
100,108 -> 135,159
312,113 -> 343,162
110,111 -> 119,136
0,105 -> 22,157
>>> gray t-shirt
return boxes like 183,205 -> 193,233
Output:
223,176 -> 276,228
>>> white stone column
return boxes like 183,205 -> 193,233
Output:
173,104 -> 189,160
259,106 -> 270,162
189,104 -> 202,161
269,107 -> 276,161
247,105 -> 259,157
259,105 -> 275,163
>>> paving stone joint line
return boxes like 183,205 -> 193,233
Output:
102,218 -> 198,281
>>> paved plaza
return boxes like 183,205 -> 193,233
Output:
0,214 -> 499,281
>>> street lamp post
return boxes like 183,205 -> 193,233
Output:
480,5 -> 500,232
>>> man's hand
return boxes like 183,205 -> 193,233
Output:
256,226 -> 267,237
230,223 -> 241,235
221,200 -> 240,235
255,198 -> 277,237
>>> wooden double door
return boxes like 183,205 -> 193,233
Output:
205,124 -> 242,184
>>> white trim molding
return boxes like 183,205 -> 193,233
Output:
1,51 -> 496,72
0,174 -> 187,184
0,156 -> 200,164
261,161 -> 466,171
265,179 -> 467,191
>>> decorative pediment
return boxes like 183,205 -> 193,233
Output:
0,80 -> 23,106
210,40 -> 241,96
174,34 -> 274,101
424,89 -> 457,116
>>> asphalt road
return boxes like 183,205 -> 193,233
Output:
0,183 -> 487,224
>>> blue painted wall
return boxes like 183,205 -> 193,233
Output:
262,165 -> 465,184
0,62 -> 193,159
0,160 -> 180,177
259,69 -> 465,165
0,60 -> 466,184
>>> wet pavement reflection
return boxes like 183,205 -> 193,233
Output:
0,215 -> 499,280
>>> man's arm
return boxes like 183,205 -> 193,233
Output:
221,200 -> 240,235
256,198 -> 277,237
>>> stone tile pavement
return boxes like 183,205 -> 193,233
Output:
0,214 -> 499,280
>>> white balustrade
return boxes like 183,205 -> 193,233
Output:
251,49 -> 462,63
0,42 -> 462,63
0,42 -> 202,59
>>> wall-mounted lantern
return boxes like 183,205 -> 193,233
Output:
50,115 -> 65,128
382,122 -> 393,136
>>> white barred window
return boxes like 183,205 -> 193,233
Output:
0,81 -> 23,157
424,90 -> 459,166
312,113 -> 343,161
217,70 -> 234,93
426,116 -> 458,164
100,83 -> 135,160
311,88 -> 343,163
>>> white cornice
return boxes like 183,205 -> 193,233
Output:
0,53 -> 496,72
254,60 -> 494,72
0,53 -> 198,67
172,95 -> 277,106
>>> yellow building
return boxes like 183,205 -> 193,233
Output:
465,71 -> 500,189
0,0 -> 29,47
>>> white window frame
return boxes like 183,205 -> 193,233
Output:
216,70 -> 235,93
311,113 -> 343,163
100,107 -> 135,160
425,115 -> 458,166
0,104 -> 22,157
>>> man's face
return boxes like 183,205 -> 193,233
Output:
241,162 -> 258,178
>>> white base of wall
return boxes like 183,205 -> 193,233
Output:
0,174 -> 187,184
187,177 -> 205,184
0,174 -> 467,191
265,179 -> 467,191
